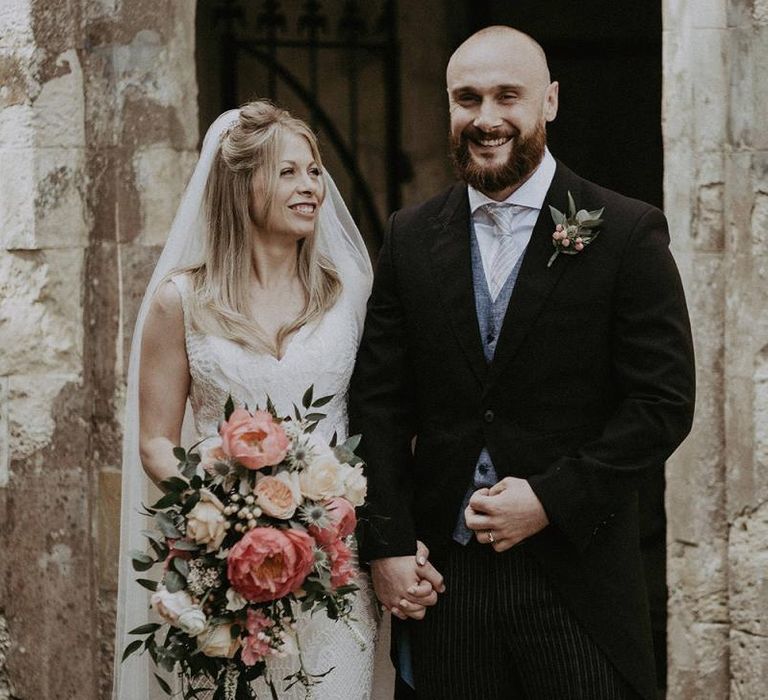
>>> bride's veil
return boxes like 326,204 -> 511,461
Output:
112,108 -> 373,700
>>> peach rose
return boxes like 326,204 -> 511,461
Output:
186,490 -> 227,552
325,538 -> 356,588
150,587 -> 195,625
219,408 -> 289,470
308,497 -> 357,546
255,472 -> 300,520
341,464 -> 367,507
197,623 -> 240,658
227,527 -> 315,602
299,454 -> 345,501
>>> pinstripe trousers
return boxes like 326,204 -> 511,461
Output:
409,541 -> 641,700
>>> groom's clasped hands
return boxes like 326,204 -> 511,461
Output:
372,477 -> 549,620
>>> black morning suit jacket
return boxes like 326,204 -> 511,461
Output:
349,161 -> 695,700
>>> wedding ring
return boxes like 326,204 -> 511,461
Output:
486,530 -> 496,544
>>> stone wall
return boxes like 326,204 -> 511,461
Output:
0,0 -> 198,697
663,0 -> 768,697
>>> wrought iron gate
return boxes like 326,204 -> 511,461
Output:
210,0 -> 402,248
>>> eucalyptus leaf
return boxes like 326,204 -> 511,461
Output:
302,385 -> 314,409
155,511 -> 182,539
344,434 -> 362,453
168,539 -> 198,551
136,578 -> 159,591
180,490 -> 201,516
131,554 -> 155,572
266,395 -> 277,417
187,453 -> 201,465
165,570 -> 186,593
293,403 -> 302,421
129,622 -> 161,635
172,557 -> 190,578
161,476 -> 189,493
549,205 -> 566,227
121,639 -> 143,662
304,412 -> 326,421
567,191 -> 577,218
173,447 -> 186,463
329,431 -> 338,448
224,395 -> 235,421
575,209 -> 590,224
155,672 -> 173,694
588,207 -> 604,219
152,491 -> 181,509
312,394 -> 334,407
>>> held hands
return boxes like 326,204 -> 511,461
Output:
370,541 -> 445,621
465,477 -> 549,552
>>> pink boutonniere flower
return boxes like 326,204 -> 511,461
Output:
547,191 -> 604,267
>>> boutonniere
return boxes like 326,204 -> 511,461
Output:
547,192 -> 604,267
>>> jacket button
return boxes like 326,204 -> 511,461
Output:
483,410 -> 494,423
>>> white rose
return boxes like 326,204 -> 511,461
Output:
186,490 -> 227,552
299,455 -> 345,501
150,587 -> 195,625
225,587 -> 247,612
197,623 -> 240,658
342,464 -> 367,507
178,607 -> 207,636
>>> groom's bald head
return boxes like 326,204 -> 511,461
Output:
447,26 -> 551,92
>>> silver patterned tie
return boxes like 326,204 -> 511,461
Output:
484,203 -> 523,300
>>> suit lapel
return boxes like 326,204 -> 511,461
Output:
428,184 -> 488,386
487,163 -> 581,386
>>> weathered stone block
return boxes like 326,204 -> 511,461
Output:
98,467 -> 122,592
0,0 -> 32,49
667,618 -> 730,699
0,249 -> 83,377
729,628 -> 768,700
729,503 -> 768,636
32,47 -> 85,148
0,377 -> 7,489
0,146 -> 87,249
134,146 -> 198,246
691,28 -> 728,151
729,24 -> 768,149
6,372 -> 82,464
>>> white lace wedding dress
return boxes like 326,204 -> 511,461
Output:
172,273 -> 379,700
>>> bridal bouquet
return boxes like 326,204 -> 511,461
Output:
123,388 -> 367,699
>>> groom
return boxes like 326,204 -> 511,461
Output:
350,26 -> 695,700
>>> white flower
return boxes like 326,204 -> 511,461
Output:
342,463 -> 367,507
299,454 -> 345,500
150,587 -> 196,625
225,587 -> 247,612
178,607 -> 207,636
186,490 -> 227,552
197,623 -> 240,658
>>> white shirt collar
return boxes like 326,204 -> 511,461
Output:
467,147 -> 557,215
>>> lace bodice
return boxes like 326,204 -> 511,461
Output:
172,274 -> 359,443
170,273 -> 378,700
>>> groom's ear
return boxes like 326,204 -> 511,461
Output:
544,81 -> 559,123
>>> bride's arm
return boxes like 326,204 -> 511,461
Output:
138,280 -> 191,487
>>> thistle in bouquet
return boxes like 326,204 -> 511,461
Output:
123,386 -> 368,700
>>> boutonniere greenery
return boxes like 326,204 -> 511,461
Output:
547,192 -> 604,268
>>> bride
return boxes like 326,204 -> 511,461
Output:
113,101 -> 383,699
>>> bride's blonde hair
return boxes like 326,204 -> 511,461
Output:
186,100 -> 341,357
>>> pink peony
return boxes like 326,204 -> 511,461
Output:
241,609 -> 274,666
219,408 -> 289,470
325,538 -> 356,588
308,497 -> 357,546
227,527 -> 315,602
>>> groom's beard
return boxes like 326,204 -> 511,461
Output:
450,121 -> 547,193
